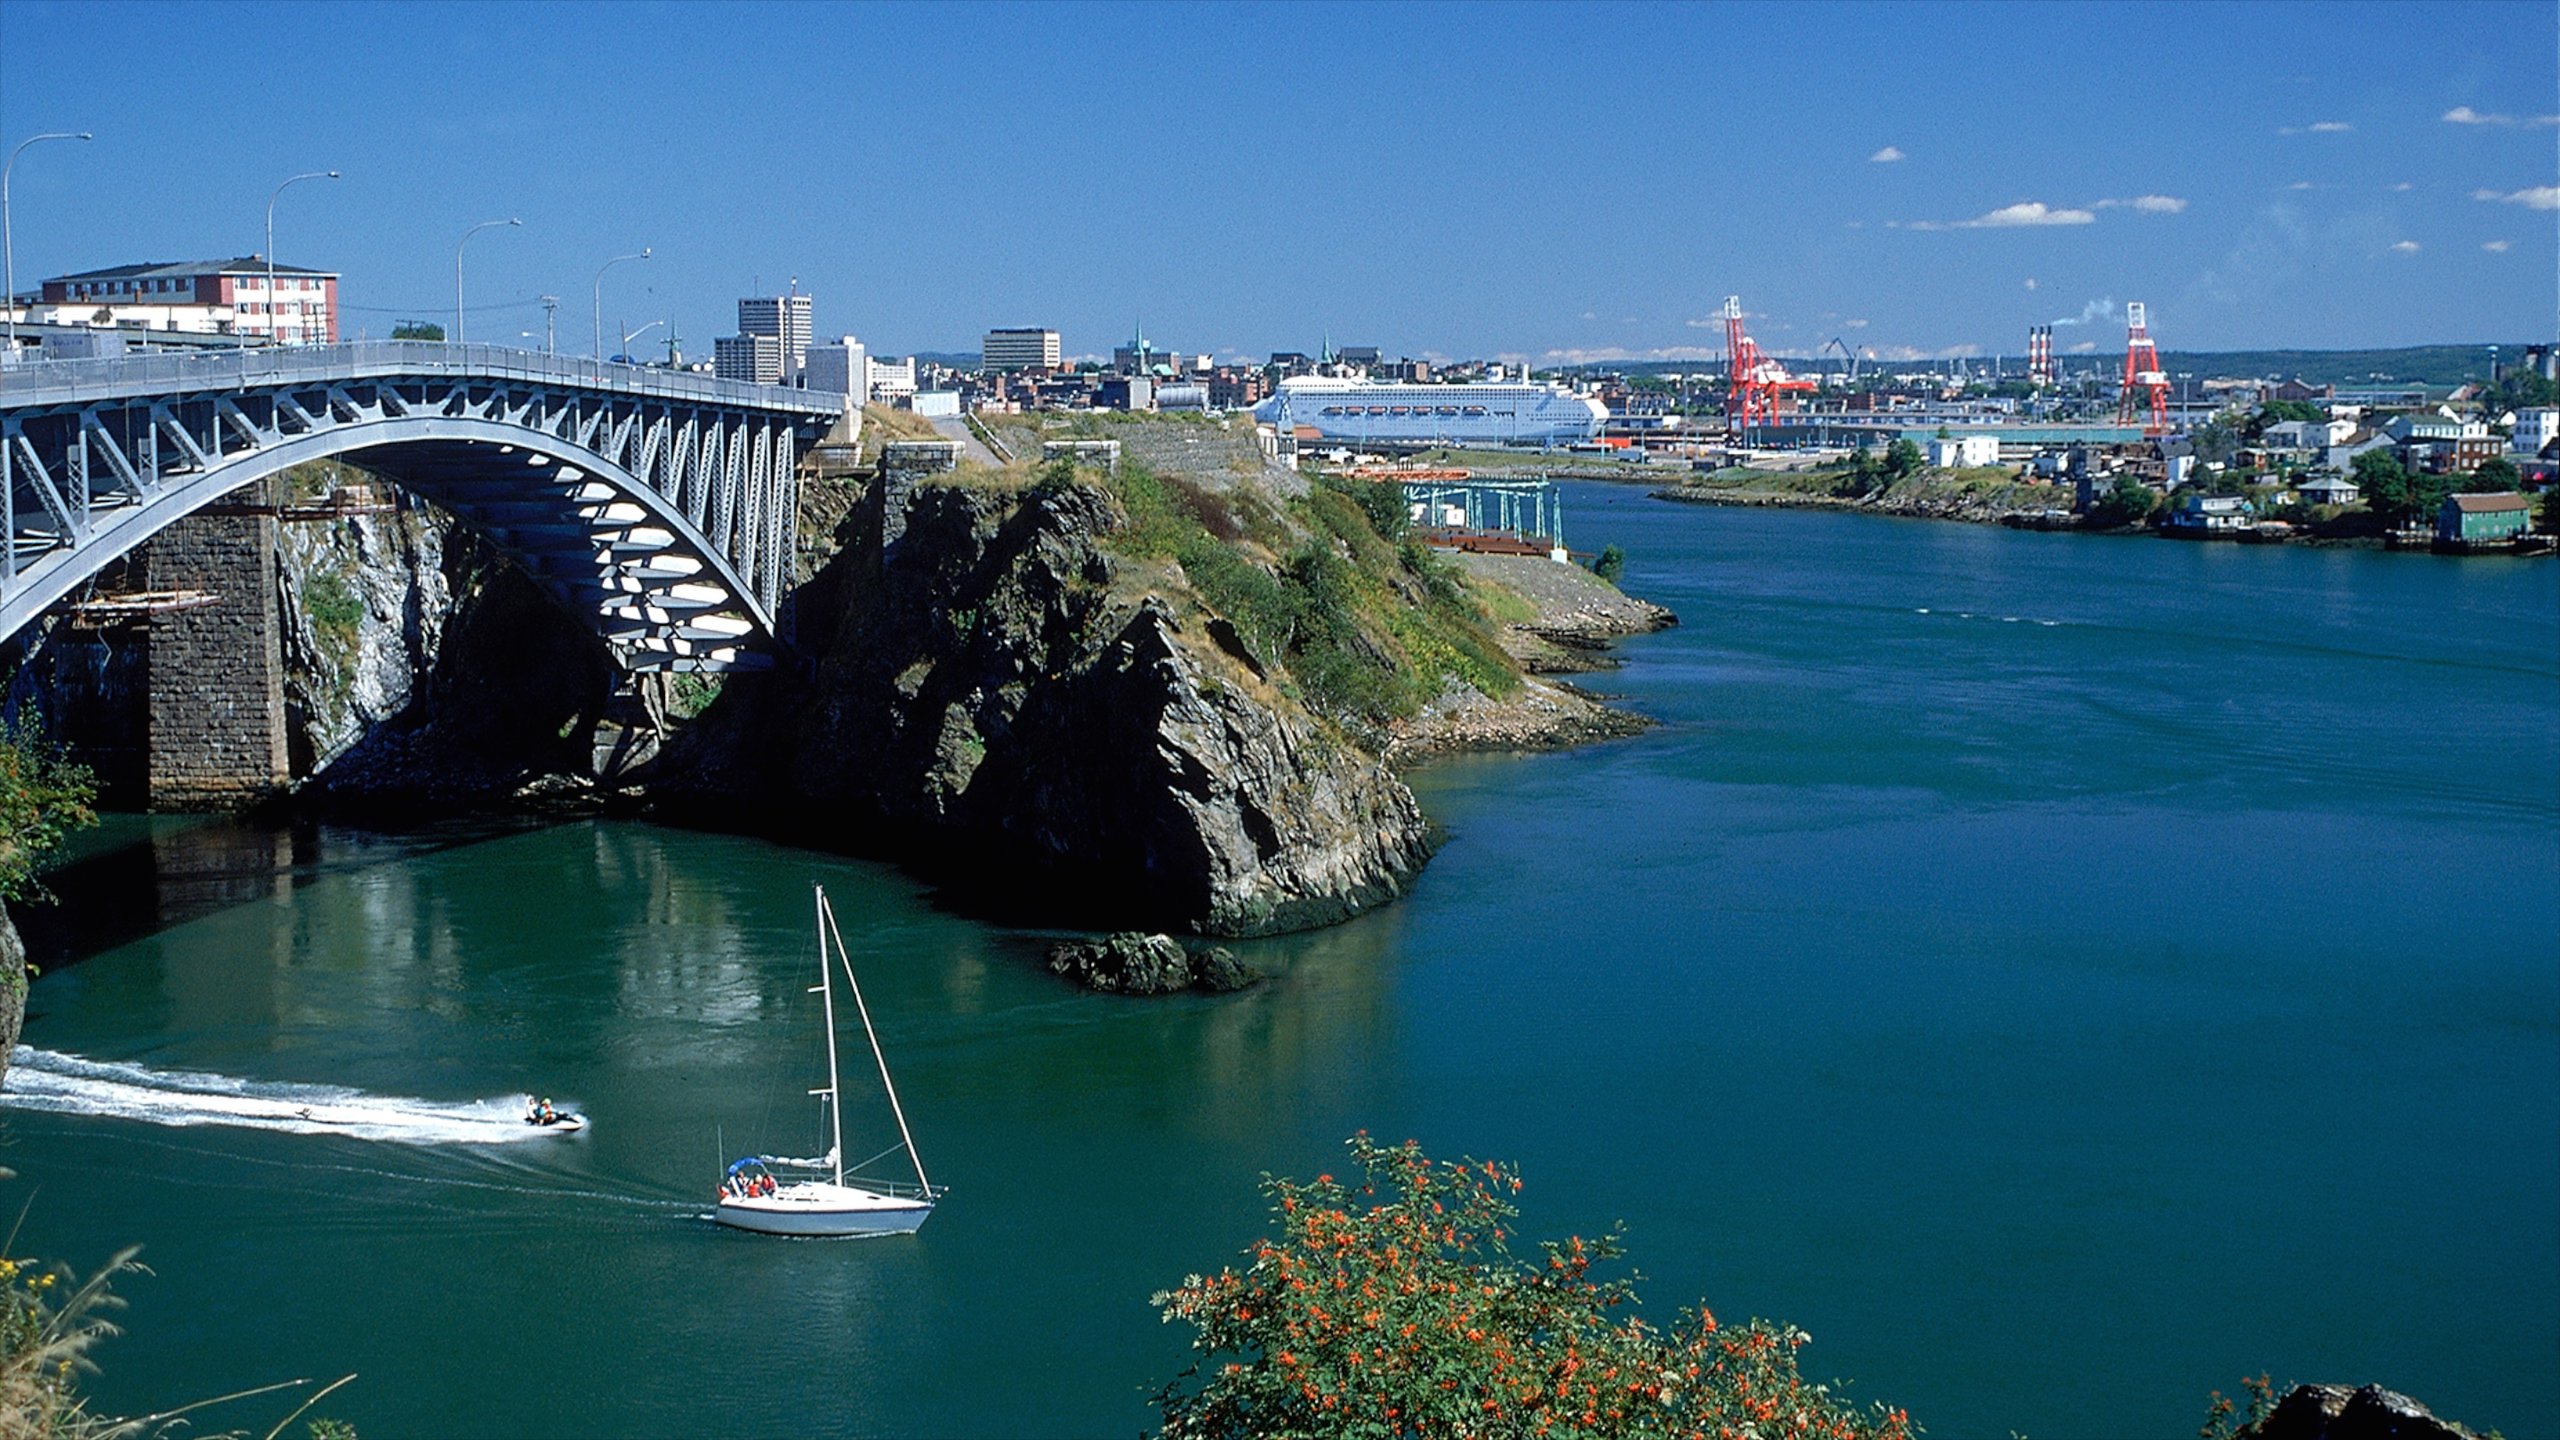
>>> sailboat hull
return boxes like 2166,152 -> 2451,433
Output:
714,1181 -> 933,1238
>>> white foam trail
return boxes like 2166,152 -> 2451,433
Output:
2,1048 -> 576,1146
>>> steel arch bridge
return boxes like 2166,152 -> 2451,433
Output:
0,342 -> 842,670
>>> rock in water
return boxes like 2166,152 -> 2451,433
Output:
1048,933 -> 1194,995
2241,1384 -> 2485,1440
1189,946 -> 1262,993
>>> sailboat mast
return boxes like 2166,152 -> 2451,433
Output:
820,892 -> 933,1195
814,885 -> 848,1187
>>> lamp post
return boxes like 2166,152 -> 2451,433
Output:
263,169 -> 338,349
4,130 -> 92,361
618,319 -> 663,362
593,248 -> 650,360
453,217 -> 520,345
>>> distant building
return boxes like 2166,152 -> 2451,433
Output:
1925,434 -> 2000,468
736,293 -> 813,380
983,327 -> 1060,373
2512,408 -> 2559,456
1157,383 -> 1210,411
867,356 -> 917,400
713,332 -> 784,385
804,336 -> 869,399
2437,492 -> 2531,544
1096,375 -> 1154,411
909,391 -> 961,419
2295,475 -> 2360,507
29,257 -> 338,344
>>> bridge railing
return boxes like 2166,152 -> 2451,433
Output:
0,340 -> 843,416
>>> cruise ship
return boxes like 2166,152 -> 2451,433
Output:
1253,376 -> 1607,445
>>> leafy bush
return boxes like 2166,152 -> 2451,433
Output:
0,721 -> 96,906
1153,1135 -> 1913,1440
1593,545 -> 1626,585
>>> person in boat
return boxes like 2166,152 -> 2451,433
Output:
525,1096 -> 561,1126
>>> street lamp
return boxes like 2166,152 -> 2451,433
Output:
4,130 -> 92,361
593,247 -> 650,359
262,169 -> 338,350
619,319 -> 663,362
453,217 -> 521,345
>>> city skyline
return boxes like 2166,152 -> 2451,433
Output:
2,0 -> 2551,365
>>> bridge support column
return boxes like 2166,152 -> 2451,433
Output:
140,498 -> 290,811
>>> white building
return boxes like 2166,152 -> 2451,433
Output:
803,336 -> 868,400
1925,434 -> 2001,468
2511,407 -> 2559,456
736,293 -> 813,381
2263,418 -> 2355,449
983,327 -> 1060,373
867,356 -> 917,401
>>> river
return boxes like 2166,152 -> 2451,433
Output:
8,486 -> 2555,1438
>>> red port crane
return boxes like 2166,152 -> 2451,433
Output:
1723,295 -> 1816,437
2118,302 -> 2169,436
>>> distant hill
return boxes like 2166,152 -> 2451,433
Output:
2150,346 -> 2527,387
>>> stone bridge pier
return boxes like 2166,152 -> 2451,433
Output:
138,492 -> 289,809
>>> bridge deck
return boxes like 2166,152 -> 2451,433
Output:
0,340 -> 842,420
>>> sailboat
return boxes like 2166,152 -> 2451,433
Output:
714,885 -> 942,1238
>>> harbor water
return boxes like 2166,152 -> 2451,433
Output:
9,486 -> 2555,1437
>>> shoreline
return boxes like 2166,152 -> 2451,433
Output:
1385,552 -> 1675,764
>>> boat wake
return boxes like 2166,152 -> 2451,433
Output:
2,1048 -> 573,1146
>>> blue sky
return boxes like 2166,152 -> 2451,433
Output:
4,1 -> 2552,364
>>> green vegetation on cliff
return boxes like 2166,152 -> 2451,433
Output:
1095,461 -> 1519,736
0,721 -> 95,906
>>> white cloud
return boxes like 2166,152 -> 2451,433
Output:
2277,120 -> 2354,135
2474,185 -> 2560,210
2390,240 -> 2421,253
2287,181 -> 2315,190
1870,343 -> 1985,362
2091,194 -> 2188,213
2484,240 -> 2513,252
1683,317 -> 1722,329
2391,181 -> 2412,191
1842,318 -> 1869,328
1907,200 -> 2097,231
1580,311 -> 1597,320
2023,277 -> 2039,290
1869,146 -> 1906,163
2067,340 -> 2099,354
2443,105 -> 2560,127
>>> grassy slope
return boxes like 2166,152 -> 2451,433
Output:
1089,462 -> 1520,744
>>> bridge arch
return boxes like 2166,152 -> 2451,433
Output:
0,344 -> 841,671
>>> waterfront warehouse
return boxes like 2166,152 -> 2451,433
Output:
1252,376 -> 1608,445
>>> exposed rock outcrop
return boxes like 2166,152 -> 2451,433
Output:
657,478 -> 1435,937
1045,932 -> 1264,994
270,471 -> 614,807
2238,1384 -> 2484,1440
0,906 -> 24,1088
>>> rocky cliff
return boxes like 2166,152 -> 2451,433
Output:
657,476 -> 1435,936
274,468 -> 611,806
